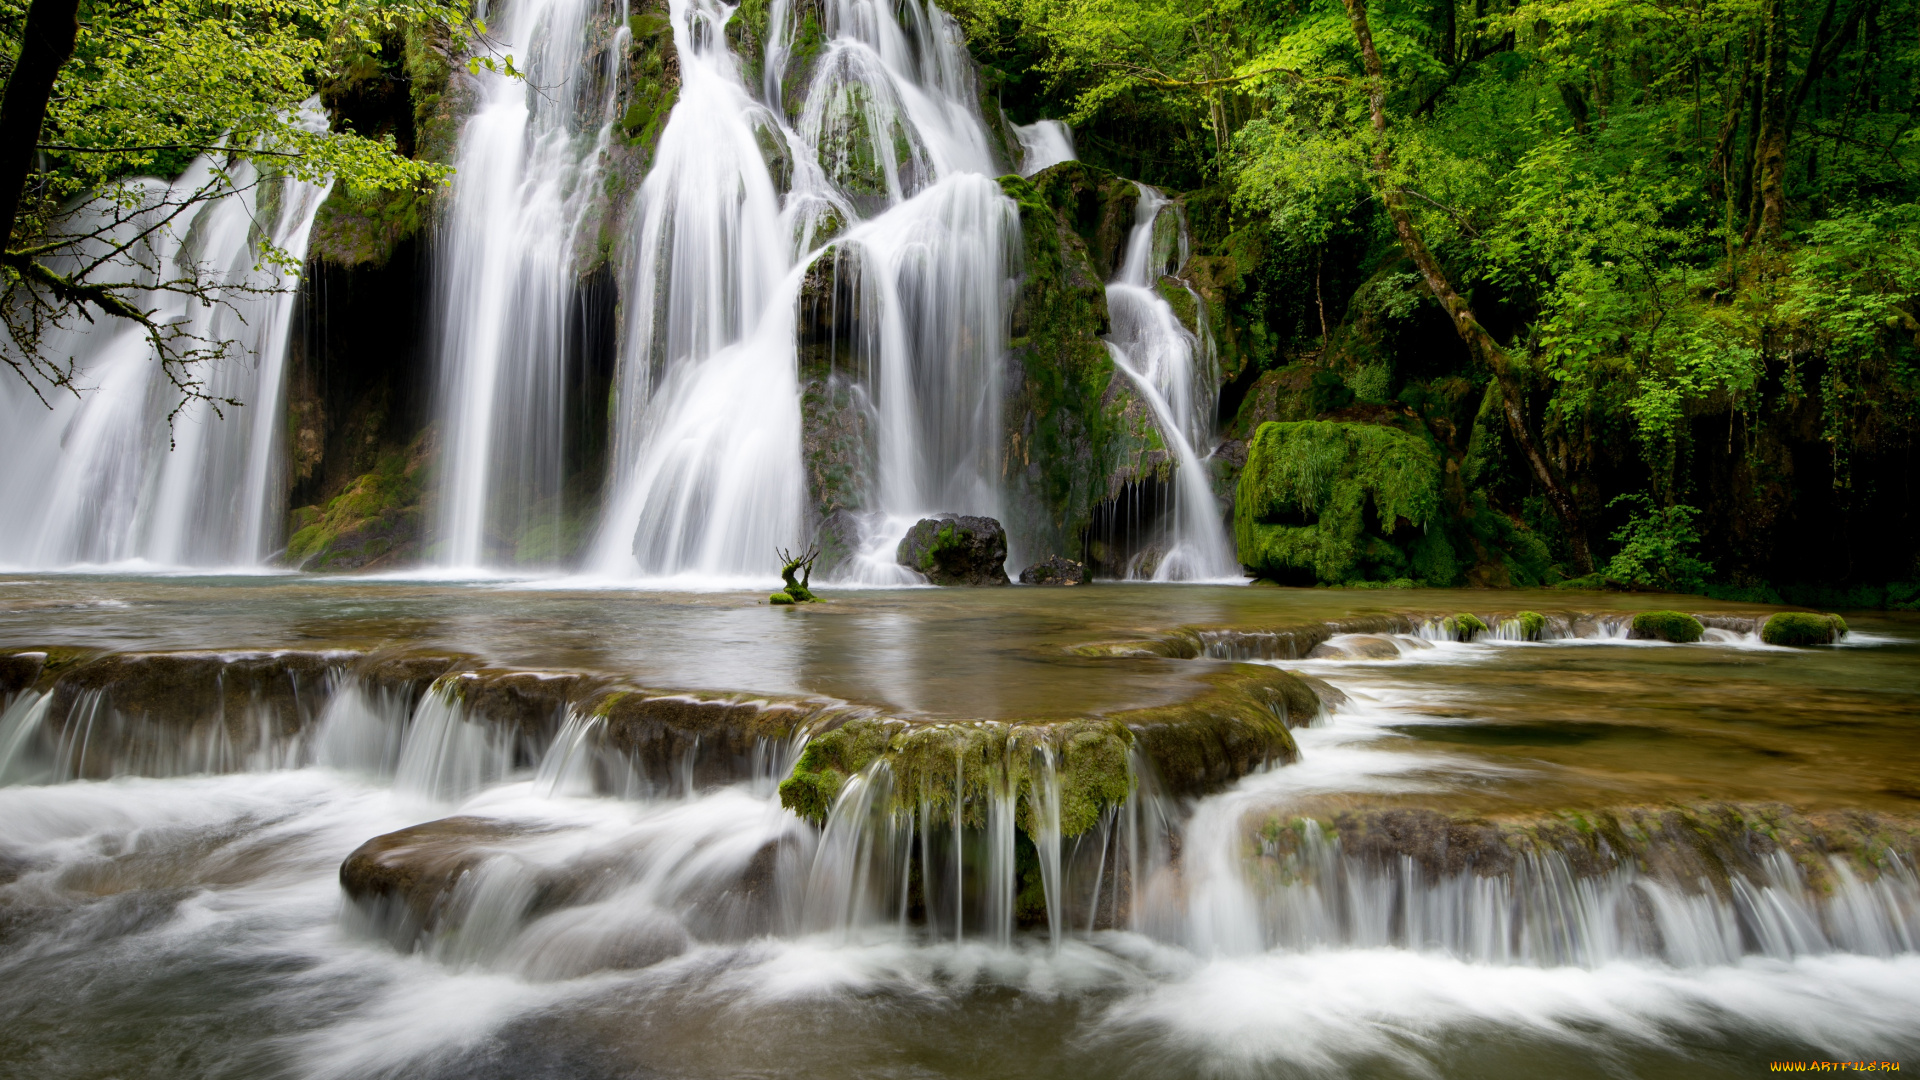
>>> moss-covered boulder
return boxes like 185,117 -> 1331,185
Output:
1441,613 -> 1488,641
1629,610 -> 1704,643
285,432 -> 433,571
996,165 -> 1128,562
1761,611 -> 1848,647
1234,420 -> 1444,585
896,515 -> 1010,586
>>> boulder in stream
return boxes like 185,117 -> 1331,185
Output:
1629,610 -> 1704,643
1018,555 -> 1087,586
895,515 -> 1009,586
1761,611 -> 1848,646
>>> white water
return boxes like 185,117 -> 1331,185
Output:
3,633 -> 1919,1075
430,0 -> 615,569
1104,185 -> 1237,581
587,0 -> 1018,581
1013,118 -> 1076,176
0,124 -> 331,570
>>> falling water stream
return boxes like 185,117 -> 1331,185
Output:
0,120 -> 331,570
588,0 -> 1017,581
1104,185 -> 1238,581
431,0 -> 613,569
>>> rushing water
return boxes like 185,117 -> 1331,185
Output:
588,0 -> 1019,581
430,0 -> 614,569
1103,185 -> 1236,581
0,123 -> 331,571
2,579 -> 1918,1077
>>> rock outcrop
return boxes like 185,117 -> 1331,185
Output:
895,515 -> 1010,586
1018,555 -> 1087,585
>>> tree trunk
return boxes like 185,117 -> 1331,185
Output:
0,0 -> 82,253
1340,0 -> 1595,573
1751,0 -> 1793,241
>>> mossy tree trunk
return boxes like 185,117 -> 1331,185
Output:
1341,0 -> 1594,573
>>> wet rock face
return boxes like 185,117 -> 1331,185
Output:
1018,555 -> 1087,586
895,515 -> 1010,586
339,817 -> 541,933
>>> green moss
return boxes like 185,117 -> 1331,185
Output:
1631,610 -> 1704,643
1515,611 -> 1546,640
1761,611 -> 1846,646
777,717 -> 1137,837
284,432 -> 431,571
309,184 -> 432,268
996,167 -> 1128,560
1234,420 -> 1443,585
1157,277 -> 1199,335
1445,613 -> 1489,641
777,720 -> 894,822
769,592 -> 796,605
620,12 -> 678,165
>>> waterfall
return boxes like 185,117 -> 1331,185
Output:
0,126 -> 331,570
1013,118 -> 1075,176
1104,184 -> 1237,581
587,0 -> 1017,581
430,0 -> 614,570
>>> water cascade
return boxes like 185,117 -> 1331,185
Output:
588,0 -> 1018,581
1103,185 -> 1237,580
0,137 -> 330,569
431,0 -> 615,569
1013,118 -> 1076,176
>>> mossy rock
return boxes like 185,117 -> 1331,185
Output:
777,717 -> 1132,837
1443,613 -> 1488,641
284,431 -> 432,572
1234,420 -> 1443,586
1513,611 -> 1547,641
777,665 -> 1317,832
1761,611 -> 1848,647
769,592 -> 796,605
1629,610 -> 1704,643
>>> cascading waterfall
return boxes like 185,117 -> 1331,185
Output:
1104,184 -> 1237,581
431,0 -> 615,570
1012,118 -> 1075,176
6,654 -> 1917,973
588,0 -> 1018,581
0,128 -> 330,570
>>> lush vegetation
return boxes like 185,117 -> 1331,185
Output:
957,0 -> 1920,602
0,0 -> 487,404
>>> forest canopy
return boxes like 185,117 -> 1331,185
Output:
958,0 -> 1919,599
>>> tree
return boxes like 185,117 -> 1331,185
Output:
1339,0 -> 1593,569
0,0 -> 497,405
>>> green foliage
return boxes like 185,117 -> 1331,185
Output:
1761,611 -> 1847,647
1631,610 -> 1705,643
1235,420 -> 1444,584
24,0 -> 477,205
1603,495 -> 1715,594
3,0 -> 489,401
